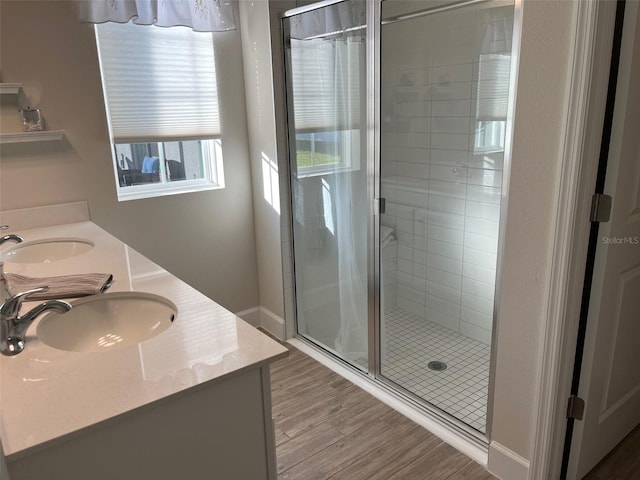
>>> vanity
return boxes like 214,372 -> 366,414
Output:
0,204 -> 288,480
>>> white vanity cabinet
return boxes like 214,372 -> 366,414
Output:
0,217 -> 287,480
5,366 -> 278,480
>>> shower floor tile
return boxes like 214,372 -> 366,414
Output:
381,308 -> 490,432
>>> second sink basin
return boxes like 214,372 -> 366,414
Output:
1,238 -> 94,264
37,292 -> 176,353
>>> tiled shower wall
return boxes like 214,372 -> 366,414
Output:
380,8 -> 511,345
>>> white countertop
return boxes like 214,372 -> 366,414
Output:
0,221 -> 288,459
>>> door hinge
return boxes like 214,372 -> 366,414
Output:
567,395 -> 585,420
590,193 -> 612,223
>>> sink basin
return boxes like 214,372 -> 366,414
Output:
37,292 -> 176,353
1,238 -> 94,264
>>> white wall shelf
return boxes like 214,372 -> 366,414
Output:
0,130 -> 65,144
0,83 -> 22,95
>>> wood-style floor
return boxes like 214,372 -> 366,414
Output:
269,339 -> 640,479
270,342 -> 496,480
583,423 -> 640,480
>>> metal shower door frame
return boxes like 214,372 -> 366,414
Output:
280,0 -> 520,447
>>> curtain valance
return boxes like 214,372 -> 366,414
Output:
79,0 -> 235,32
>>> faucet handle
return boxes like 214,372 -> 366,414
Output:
0,286 -> 49,319
0,234 -> 24,245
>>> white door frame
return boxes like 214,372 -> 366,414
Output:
529,1 -> 625,479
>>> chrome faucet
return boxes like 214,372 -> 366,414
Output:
0,234 -> 24,246
0,287 -> 71,356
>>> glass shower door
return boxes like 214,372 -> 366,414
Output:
379,0 -> 515,433
283,1 -> 369,369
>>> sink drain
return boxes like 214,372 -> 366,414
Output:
427,360 -> 447,372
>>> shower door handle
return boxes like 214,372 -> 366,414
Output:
376,198 -> 386,215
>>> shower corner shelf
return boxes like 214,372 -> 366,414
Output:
0,130 -> 65,144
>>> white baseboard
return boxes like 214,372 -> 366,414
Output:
488,441 -> 530,480
235,307 -> 261,327
236,306 -> 285,340
259,307 -> 286,340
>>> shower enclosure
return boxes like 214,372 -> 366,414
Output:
283,0 -> 516,436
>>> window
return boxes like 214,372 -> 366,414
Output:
474,53 -> 511,154
95,22 -> 224,201
295,130 -> 360,176
474,120 -> 506,153
289,36 -> 364,178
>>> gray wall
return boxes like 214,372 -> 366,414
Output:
491,0 -> 576,464
0,1 -> 260,313
239,0 -> 285,320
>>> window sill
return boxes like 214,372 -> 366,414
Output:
297,164 -> 359,179
116,181 -> 224,202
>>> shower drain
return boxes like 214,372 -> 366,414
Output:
427,360 -> 447,372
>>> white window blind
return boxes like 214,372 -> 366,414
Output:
290,37 -> 363,132
476,53 -> 511,120
96,22 -> 220,143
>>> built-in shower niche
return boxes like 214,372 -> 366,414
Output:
379,0 -> 514,432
